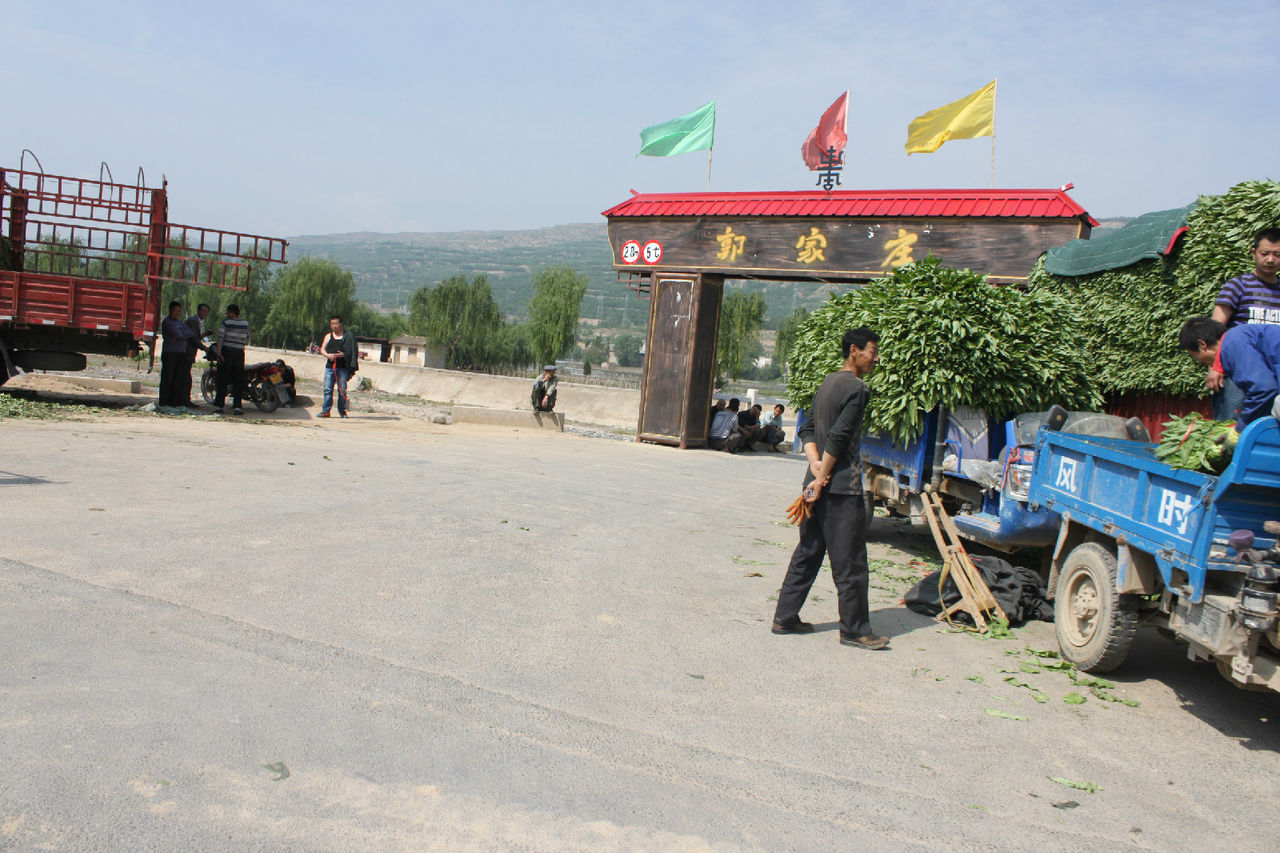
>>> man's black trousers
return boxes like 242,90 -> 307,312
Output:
214,348 -> 245,409
774,492 -> 871,638
158,353 -> 184,407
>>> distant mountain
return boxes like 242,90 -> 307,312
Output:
289,217 -> 1123,328
287,223 -> 634,323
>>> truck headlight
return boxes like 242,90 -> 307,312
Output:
1006,464 -> 1032,500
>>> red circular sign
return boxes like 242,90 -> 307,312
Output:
642,240 -> 663,265
620,240 -> 641,265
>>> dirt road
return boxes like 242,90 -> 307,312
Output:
1,401 -> 1277,851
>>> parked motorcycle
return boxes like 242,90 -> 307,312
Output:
200,356 -> 297,413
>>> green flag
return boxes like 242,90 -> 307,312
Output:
638,101 -> 715,157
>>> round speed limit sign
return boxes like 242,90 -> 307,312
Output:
620,240 -> 641,265
642,240 -> 663,265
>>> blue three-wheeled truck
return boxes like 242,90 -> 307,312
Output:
862,407 -> 1280,692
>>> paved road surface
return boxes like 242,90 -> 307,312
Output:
2,411 -> 1277,851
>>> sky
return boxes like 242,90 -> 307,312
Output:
5,0 -> 1279,239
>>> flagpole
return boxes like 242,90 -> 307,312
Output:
707,147 -> 713,191
990,79 -> 997,188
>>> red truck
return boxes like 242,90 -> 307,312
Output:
0,162 -> 286,383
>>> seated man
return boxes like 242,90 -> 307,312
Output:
759,403 -> 786,451
708,397 -> 744,452
737,401 -> 763,449
1180,316 -> 1280,428
532,365 -> 558,412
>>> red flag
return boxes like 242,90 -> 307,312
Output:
800,91 -> 849,171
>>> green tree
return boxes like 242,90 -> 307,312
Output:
348,302 -> 408,340
408,274 -> 502,369
29,234 -> 87,275
773,307 -> 810,377
259,256 -> 356,349
583,335 -> 608,366
527,265 -> 588,367
613,332 -> 644,367
161,247 -> 280,338
716,290 -> 767,382
484,322 -> 534,371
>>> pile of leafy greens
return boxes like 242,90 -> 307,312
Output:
785,257 -> 1101,445
1154,413 -> 1238,473
1028,180 -> 1280,398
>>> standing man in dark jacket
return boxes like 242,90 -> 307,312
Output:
772,327 -> 888,650
180,302 -> 211,408
158,300 -> 199,408
213,304 -> 250,416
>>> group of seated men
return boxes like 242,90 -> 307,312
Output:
708,398 -> 787,453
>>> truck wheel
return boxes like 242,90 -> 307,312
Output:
862,492 -> 876,534
253,380 -> 280,413
1054,543 -> 1141,672
200,371 -> 216,405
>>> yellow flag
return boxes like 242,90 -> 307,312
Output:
904,81 -> 996,155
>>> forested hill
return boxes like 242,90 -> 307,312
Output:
286,223 -> 626,322
287,219 -> 1130,328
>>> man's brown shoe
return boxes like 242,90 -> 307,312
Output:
839,633 -> 889,650
771,619 -> 814,635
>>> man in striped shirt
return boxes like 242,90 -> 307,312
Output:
1210,227 -> 1280,420
213,304 -> 250,415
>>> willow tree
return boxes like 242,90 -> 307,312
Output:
259,256 -> 355,349
716,289 -> 767,382
408,274 -> 502,369
527,264 -> 587,367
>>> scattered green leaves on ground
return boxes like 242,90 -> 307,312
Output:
0,393 -> 95,420
984,708 -> 1027,721
1050,777 -> 1102,793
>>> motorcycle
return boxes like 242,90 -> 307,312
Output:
200,355 -> 297,413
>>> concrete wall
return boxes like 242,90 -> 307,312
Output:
247,347 -> 640,430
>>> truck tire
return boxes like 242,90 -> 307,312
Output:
1054,543 -> 1141,672
862,492 -> 875,534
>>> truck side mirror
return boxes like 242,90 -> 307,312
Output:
1124,417 -> 1151,443
1045,405 -> 1069,432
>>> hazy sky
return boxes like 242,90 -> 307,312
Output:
5,0 -> 1277,238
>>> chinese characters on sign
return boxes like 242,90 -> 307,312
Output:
815,146 -> 843,192
882,227 -> 918,268
795,227 -> 827,264
715,226 -> 745,262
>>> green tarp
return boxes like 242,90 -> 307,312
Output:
1044,202 -> 1196,276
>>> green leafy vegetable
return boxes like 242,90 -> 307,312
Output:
1049,777 -> 1102,793
787,257 -> 1101,444
1154,413 -> 1237,473
1028,179 -> 1280,397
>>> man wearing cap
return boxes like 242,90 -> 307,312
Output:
532,365 -> 558,412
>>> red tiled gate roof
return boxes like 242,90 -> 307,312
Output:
602,188 -> 1097,225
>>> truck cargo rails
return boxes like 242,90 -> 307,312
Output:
1028,414 -> 1280,692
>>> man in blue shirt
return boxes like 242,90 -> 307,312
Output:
1181,316 -> 1280,428
158,300 -> 199,409
1208,227 -> 1280,420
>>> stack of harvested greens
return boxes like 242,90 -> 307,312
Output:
785,257 -> 1101,445
1154,413 -> 1238,473
1028,179 -> 1280,398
